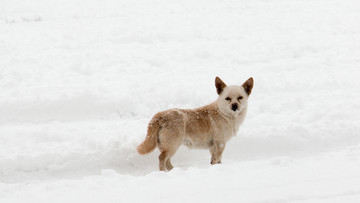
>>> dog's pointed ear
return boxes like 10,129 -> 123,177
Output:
242,77 -> 254,95
215,77 -> 227,95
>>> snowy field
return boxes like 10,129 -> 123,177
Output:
1,0 -> 360,202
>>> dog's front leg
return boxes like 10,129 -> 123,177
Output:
210,140 -> 225,165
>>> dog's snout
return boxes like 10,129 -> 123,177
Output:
231,103 -> 238,111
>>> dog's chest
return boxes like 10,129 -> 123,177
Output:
219,120 -> 239,140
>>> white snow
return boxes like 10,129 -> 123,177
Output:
1,0 -> 360,202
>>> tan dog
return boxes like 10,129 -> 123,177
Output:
137,77 -> 254,171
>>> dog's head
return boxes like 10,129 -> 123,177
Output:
215,76 -> 254,116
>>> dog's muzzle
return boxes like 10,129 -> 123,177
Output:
231,104 -> 238,111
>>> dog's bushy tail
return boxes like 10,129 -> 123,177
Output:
137,119 -> 160,154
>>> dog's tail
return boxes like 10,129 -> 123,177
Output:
137,119 -> 160,154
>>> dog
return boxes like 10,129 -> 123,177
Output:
137,77 -> 254,171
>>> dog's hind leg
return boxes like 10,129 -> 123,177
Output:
159,145 -> 180,171
159,151 -> 169,171
164,147 -> 179,171
157,110 -> 185,171
158,139 -> 182,171
166,159 -> 173,171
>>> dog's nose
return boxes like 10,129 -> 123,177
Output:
231,104 -> 238,111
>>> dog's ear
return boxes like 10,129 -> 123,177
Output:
215,77 -> 227,95
242,77 -> 254,95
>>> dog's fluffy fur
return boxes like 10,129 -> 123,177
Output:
137,77 -> 254,171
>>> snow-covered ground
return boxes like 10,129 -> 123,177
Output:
1,0 -> 360,202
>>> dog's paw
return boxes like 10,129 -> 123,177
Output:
210,160 -> 222,165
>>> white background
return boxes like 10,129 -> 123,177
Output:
1,0 -> 360,202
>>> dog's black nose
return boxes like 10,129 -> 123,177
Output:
231,104 -> 238,111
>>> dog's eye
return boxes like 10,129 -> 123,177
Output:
225,97 -> 231,101
238,96 -> 243,100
